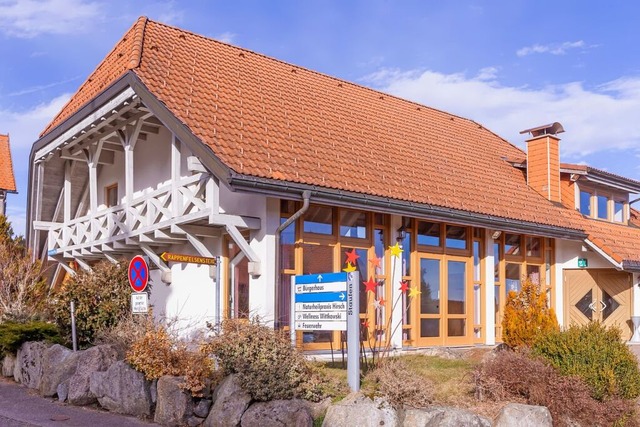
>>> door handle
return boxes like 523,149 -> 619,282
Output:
600,300 -> 607,311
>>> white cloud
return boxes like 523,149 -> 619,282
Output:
363,67 -> 640,158
0,94 -> 71,147
215,31 -> 236,44
0,0 -> 102,38
0,94 -> 71,236
517,40 -> 585,57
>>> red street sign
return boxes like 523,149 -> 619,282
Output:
128,255 -> 149,292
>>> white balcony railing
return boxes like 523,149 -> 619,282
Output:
47,173 -> 213,255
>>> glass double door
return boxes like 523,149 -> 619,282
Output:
416,256 -> 472,346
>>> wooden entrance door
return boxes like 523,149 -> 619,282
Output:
564,269 -> 632,340
415,256 -> 472,346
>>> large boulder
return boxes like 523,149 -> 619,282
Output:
39,344 -> 79,397
89,360 -> 152,417
14,341 -> 49,389
204,375 -> 252,427
2,354 -> 15,377
241,400 -> 312,427
154,375 -> 194,426
322,392 -> 398,427
494,403 -> 553,427
402,406 -> 491,426
67,345 -> 118,406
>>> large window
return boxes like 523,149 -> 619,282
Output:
579,186 -> 628,224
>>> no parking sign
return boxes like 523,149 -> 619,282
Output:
128,255 -> 149,293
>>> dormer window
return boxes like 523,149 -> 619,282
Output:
578,185 -> 628,224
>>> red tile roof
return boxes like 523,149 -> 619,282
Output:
0,134 -> 16,192
39,18 -> 640,267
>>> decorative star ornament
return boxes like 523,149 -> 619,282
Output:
378,296 -> 386,307
372,299 -> 381,310
399,281 -> 410,293
345,248 -> 360,265
369,256 -> 381,269
362,319 -> 370,329
408,286 -> 421,298
343,262 -> 356,273
389,242 -> 403,258
363,277 -> 377,294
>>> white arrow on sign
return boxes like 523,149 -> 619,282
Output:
317,274 -> 323,282
339,292 -> 345,300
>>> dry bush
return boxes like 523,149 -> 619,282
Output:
203,318 -> 324,402
126,322 -> 214,397
0,215 -> 49,322
363,358 -> 433,409
502,278 -> 558,349
475,349 -> 637,426
95,313 -> 154,359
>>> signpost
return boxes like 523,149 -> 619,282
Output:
160,252 -> 217,265
128,255 -> 149,292
129,255 -> 149,315
291,271 -> 360,391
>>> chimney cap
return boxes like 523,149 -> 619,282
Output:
519,122 -> 565,137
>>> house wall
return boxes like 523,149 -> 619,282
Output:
149,237 -> 222,338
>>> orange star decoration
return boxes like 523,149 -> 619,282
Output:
378,296 -> 386,306
369,256 -> 381,269
343,262 -> 356,273
345,248 -> 360,265
399,281 -> 410,293
362,319 -> 370,329
363,277 -> 377,294
408,286 -> 421,298
389,242 -> 403,258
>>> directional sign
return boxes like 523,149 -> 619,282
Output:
128,255 -> 149,292
293,272 -> 348,331
160,252 -> 217,265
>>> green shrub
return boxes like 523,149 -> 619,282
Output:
474,349 -> 636,426
203,318 -> 324,402
502,278 -> 558,349
0,321 -> 62,356
50,260 -> 133,347
533,322 -> 640,400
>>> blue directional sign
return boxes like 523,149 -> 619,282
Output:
293,272 -> 348,331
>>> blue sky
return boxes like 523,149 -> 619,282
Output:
1,0 -> 640,235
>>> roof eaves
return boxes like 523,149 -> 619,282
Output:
228,172 -> 587,241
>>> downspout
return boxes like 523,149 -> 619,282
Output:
274,190 -> 311,328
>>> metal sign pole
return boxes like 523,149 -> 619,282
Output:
347,271 -> 360,392
290,275 -> 296,347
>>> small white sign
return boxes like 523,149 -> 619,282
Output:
131,293 -> 149,314
295,282 -> 347,294
295,321 -> 347,331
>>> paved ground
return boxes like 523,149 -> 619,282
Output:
0,378 -> 156,427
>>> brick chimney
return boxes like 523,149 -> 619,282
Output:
520,122 -> 564,203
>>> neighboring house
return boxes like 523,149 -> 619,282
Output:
0,134 -> 17,216
27,17 -> 640,347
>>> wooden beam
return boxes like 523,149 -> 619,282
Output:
139,243 -> 170,273
209,213 -> 261,230
171,224 -> 221,238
